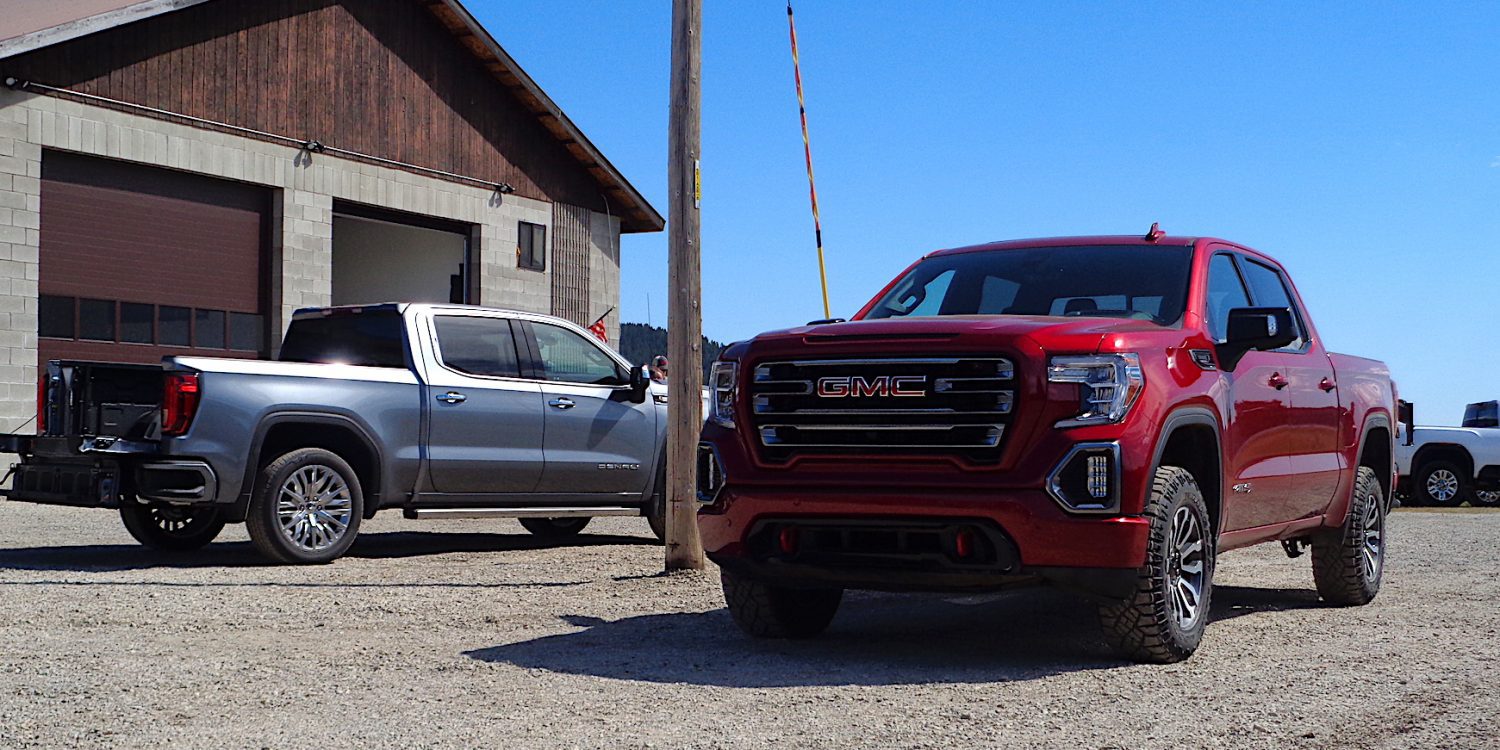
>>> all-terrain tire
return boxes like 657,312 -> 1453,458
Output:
1099,466 -> 1216,664
721,570 -> 843,639
1413,460 -> 1469,507
519,517 -> 591,539
119,503 -> 226,552
1472,490 -> 1500,508
1311,465 -> 1385,605
246,448 -> 364,564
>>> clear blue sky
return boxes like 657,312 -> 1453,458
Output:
476,1 -> 1500,426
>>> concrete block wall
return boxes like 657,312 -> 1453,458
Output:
0,99 -> 41,429
0,88 -> 623,424
478,196 -> 552,315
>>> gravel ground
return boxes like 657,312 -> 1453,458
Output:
0,503 -> 1495,749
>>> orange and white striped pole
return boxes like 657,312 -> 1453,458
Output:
788,2 -> 832,319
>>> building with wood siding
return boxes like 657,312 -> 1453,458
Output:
0,0 -> 662,427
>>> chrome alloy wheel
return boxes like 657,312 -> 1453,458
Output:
276,465 -> 354,552
1425,469 -> 1460,503
1166,506 -> 1206,631
1362,488 -> 1384,581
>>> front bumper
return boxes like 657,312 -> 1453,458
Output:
699,485 -> 1150,597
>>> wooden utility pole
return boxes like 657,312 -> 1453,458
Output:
665,0 -> 706,571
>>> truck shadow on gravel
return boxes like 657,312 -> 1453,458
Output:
0,530 -> 655,572
464,585 -> 1327,686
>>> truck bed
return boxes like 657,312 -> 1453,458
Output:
41,360 -> 166,443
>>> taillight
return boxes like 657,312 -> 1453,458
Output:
36,376 -> 46,433
162,373 -> 201,436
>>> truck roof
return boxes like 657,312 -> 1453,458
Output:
291,302 -> 542,319
927,234 -> 1206,258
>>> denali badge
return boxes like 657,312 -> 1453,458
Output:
597,463 -> 640,471
816,375 -> 927,398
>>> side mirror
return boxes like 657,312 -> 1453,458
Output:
629,364 -> 650,404
1216,307 -> 1297,371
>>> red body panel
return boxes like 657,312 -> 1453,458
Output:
699,236 -> 1394,589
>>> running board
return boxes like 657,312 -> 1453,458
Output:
405,507 -> 643,520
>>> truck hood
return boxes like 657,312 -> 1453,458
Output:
736,315 -> 1170,359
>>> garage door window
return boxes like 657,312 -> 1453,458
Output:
79,299 -> 115,342
38,295 -> 257,354
39,295 -> 74,339
194,309 -> 226,349
159,306 -> 191,346
120,303 -> 154,344
230,313 -> 263,352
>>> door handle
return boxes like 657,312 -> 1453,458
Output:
1319,377 -> 1337,392
436,391 -> 467,404
1268,372 -> 1289,390
548,397 -> 576,410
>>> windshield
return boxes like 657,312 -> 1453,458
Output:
863,245 -> 1194,325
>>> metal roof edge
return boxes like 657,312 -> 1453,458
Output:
0,0 -> 212,60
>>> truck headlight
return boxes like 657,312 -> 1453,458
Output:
709,361 -> 737,429
1048,354 -> 1143,428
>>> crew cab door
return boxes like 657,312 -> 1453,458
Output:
523,320 -> 656,497
1236,257 -> 1343,519
1207,252 -> 1298,531
423,314 -> 546,494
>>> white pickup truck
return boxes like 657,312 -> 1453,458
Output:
1396,401 -> 1500,507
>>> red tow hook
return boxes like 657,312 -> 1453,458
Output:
955,527 -> 976,560
777,526 -> 800,556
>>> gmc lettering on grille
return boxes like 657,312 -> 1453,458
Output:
815,375 -> 927,398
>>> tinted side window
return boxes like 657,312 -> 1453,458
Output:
435,317 -> 521,378
1205,254 -> 1251,342
532,322 -> 623,385
1240,259 -> 1306,348
279,310 -> 407,368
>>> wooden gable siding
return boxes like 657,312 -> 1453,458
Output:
3,0 -> 606,212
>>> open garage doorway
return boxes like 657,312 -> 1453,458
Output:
331,202 -> 475,306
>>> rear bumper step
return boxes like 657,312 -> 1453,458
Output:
404,506 -> 644,520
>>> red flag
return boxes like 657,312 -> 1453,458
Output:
588,319 -> 608,343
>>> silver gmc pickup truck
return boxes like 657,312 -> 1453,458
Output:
0,304 -> 669,563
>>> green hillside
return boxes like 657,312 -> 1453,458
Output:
618,322 -> 725,379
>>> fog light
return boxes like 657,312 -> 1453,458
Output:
1087,455 -> 1110,499
1046,442 -> 1121,514
696,443 -> 725,504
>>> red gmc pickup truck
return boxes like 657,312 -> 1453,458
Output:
696,231 -> 1397,663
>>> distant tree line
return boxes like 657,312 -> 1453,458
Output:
619,322 -> 725,379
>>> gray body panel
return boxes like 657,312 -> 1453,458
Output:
161,357 -> 425,510
152,304 -> 667,516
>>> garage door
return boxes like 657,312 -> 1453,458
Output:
37,152 -> 271,369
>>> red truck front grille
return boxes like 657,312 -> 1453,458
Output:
748,356 -> 1016,462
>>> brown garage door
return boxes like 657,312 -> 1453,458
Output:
38,151 -> 271,368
